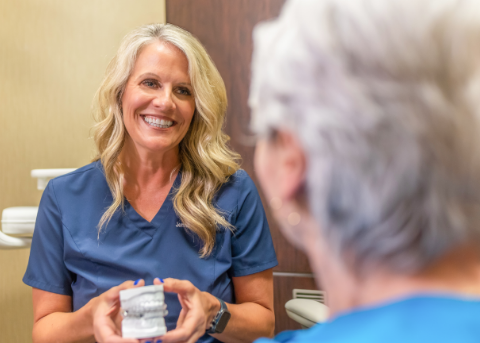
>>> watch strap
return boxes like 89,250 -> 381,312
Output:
206,297 -> 230,334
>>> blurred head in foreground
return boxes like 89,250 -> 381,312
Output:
251,0 -> 480,316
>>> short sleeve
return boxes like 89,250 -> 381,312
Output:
23,181 -> 74,295
230,173 -> 278,277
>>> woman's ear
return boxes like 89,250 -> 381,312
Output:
274,130 -> 307,201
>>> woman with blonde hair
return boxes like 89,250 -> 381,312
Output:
23,23 -> 277,343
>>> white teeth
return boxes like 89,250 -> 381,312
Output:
143,116 -> 173,128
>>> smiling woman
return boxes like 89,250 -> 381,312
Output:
92,25 -> 238,256
22,24 -> 278,343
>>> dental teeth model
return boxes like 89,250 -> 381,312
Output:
120,285 -> 168,339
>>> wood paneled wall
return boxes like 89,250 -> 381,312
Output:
166,0 -> 320,334
0,2 -> 165,341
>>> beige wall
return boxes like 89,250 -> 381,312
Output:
0,1 -> 165,341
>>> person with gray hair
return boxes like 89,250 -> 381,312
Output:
251,0 -> 480,342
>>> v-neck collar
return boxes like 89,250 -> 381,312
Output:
124,170 -> 182,236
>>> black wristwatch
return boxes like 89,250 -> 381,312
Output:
206,297 -> 231,334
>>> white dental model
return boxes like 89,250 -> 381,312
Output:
120,284 -> 168,339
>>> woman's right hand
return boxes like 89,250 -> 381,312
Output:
91,279 -> 146,343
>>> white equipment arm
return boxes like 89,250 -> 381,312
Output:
31,168 -> 76,190
0,168 -> 76,249
0,231 -> 31,249
285,299 -> 329,329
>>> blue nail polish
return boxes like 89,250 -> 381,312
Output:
159,278 -> 164,283
134,279 -> 141,285
145,341 -> 152,343
156,340 -> 162,343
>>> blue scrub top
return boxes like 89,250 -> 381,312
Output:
255,295 -> 480,343
24,161 -> 278,343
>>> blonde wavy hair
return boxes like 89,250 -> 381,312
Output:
92,23 -> 240,257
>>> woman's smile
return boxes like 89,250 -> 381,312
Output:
141,115 -> 176,129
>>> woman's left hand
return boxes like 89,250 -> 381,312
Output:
156,278 -> 220,343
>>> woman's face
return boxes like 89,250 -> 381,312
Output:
121,41 -> 195,156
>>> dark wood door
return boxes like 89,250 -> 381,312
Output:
166,0 -> 320,333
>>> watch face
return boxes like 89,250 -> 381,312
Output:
215,311 -> 232,333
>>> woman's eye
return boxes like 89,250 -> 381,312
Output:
142,80 -> 157,88
177,88 -> 192,96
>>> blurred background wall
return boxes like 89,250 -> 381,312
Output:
0,1 -> 165,341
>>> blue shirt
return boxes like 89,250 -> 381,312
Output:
256,295 -> 480,343
24,161 -> 278,343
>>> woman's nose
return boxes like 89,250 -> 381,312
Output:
153,88 -> 175,112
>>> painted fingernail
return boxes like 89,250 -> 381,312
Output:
155,277 -> 164,283
159,278 -> 164,283
145,341 -> 152,343
134,279 -> 141,285
156,340 -> 162,343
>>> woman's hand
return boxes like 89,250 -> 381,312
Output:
157,278 -> 220,343
32,279 -> 159,343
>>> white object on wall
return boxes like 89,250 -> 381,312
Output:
31,168 -> 76,190
285,298 -> 329,329
0,168 -> 75,249
2,206 -> 38,235
0,207 -> 36,249
0,230 -> 32,249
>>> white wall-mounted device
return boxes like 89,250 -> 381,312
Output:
31,168 -> 76,191
285,289 -> 329,329
0,168 -> 76,249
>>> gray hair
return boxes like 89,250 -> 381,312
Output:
250,0 -> 480,273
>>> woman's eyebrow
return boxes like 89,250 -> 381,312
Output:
136,72 -> 160,80
135,73 -> 192,87
177,82 -> 193,88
